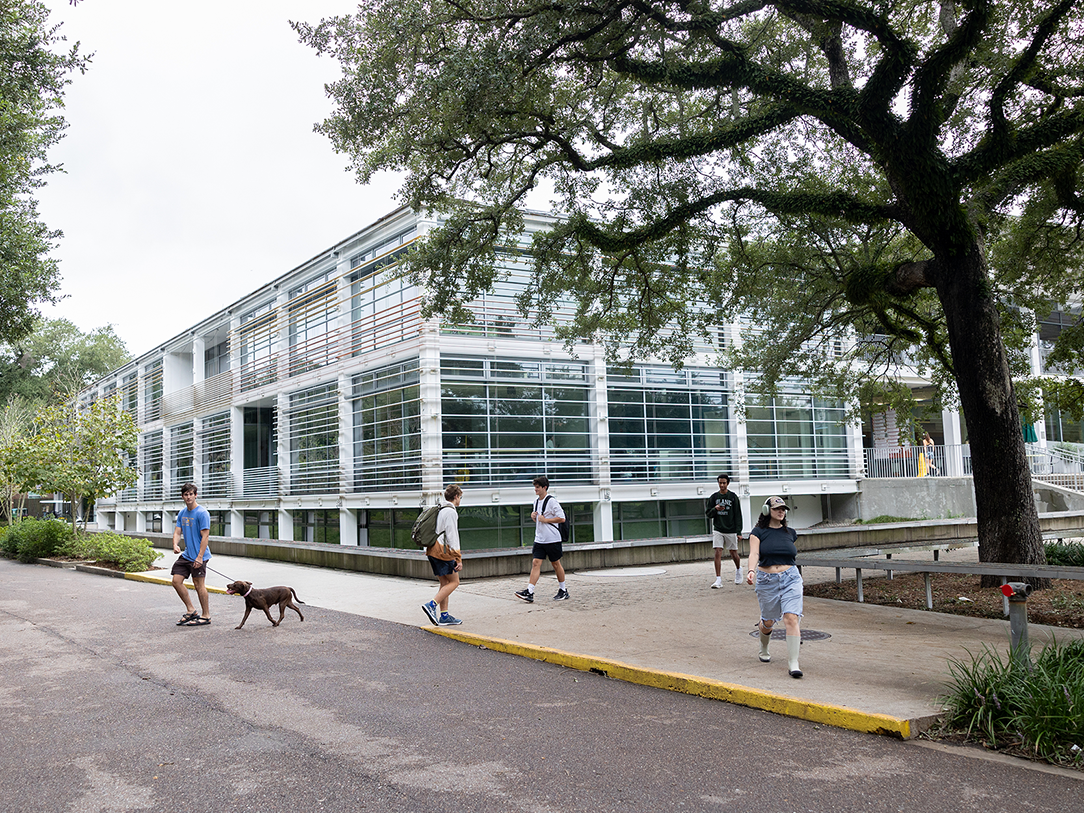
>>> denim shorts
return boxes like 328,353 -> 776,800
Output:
427,556 -> 458,577
754,566 -> 804,621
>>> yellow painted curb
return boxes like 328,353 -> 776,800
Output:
425,627 -> 911,739
124,572 -> 228,595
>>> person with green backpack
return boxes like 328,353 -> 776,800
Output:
420,484 -> 464,626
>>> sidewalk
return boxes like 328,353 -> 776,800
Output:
127,546 -> 1084,739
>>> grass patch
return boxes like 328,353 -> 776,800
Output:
855,515 -> 924,524
939,638 -> 1084,767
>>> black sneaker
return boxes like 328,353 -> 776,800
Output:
553,588 -> 569,601
514,588 -> 534,603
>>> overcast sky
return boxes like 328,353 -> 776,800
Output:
36,0 -> 404,359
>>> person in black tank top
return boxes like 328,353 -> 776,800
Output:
745,496 -> 805,678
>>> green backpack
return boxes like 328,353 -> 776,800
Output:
411,504 -> 450,549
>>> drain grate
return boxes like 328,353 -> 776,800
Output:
748,628 -> 832,642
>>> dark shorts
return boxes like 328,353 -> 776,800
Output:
531,541 -> 563,562
428,556 -> 458,577
171,556 -> 207,579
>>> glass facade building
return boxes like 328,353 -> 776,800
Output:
86,207 -> 871,549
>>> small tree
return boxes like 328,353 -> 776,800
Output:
0,395 -> 36,523
29,395 -> 138,530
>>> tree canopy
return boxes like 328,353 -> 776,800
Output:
0,1 -> 88,345
297,0 -> 1084,575
0,316 -> 129,404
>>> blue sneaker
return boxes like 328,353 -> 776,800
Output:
422,601 -> 439,625
437,613 -> 462,626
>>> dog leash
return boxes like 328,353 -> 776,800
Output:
204,563 -> 238,583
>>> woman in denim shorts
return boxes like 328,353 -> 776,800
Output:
745,496 -> 804,678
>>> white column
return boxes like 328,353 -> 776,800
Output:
941,408 -> 965,477
277,392 -> 292,540
339,506 -> 358,546
230,405 -> 245,499
418,324 -> 444,499
594,497 -> 614,543
193,336 -> 206,383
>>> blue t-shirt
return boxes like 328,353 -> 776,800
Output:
176,505 -> 211,562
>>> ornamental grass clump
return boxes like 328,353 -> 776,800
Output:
941,639 -> 1084,766
1045,541 -> 1084,568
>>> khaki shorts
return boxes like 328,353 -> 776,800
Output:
712,531 -> 738,551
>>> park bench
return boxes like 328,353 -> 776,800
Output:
796,548 -> 1084,614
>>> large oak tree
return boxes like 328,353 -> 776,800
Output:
297,0 -> 1084,579
0,1 -> 87,344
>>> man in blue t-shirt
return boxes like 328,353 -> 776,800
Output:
171,482 -> 212,627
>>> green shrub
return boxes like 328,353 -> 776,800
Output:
940,639 -> 1084,766
0,518 -> 75,563
1044,541 -> 1084,567
63,531 -> 162,572
0,525 -> 18,557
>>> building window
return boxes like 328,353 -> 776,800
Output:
143,360 -> 163,422
349,245 -> 419,356
293,509 -> 339,544
121,373 -> 138,418
745,389 -> 848,478
288,273 -> 338,376
201,412 -> 232,498
207,510 -> 229,537
142,431 -> 163,500
288,383 -> 339,494
170,423 -> 194,487
614,499 -> 704,541
238,301 -> 277,392
364,507 -> 422,549
204,340 -> 230,377
608,366 -> 731,482
441,357 -> 593,486
243,510 -> 278,540
352,360 -> 421,490
147,512 -> 162,533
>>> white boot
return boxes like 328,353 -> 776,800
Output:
787,635 -> 802,678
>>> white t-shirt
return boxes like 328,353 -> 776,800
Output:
534,495 -> 565,544
435,503 -> 460,551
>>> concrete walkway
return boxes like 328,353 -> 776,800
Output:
123,545 -> 1084,739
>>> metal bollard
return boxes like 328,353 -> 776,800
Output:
1000,581 -> 1032,667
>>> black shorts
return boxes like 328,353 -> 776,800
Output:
171,556 -> 206,579
531,541 -> 563,562
428,556 -> 458,577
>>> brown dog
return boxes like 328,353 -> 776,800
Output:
225,580 -> 305,629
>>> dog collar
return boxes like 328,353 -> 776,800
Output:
243,586 -> 253,597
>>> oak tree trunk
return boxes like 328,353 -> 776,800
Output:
934,241 -> 1049,589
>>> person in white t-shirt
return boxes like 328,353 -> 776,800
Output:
514,475 -> 569,603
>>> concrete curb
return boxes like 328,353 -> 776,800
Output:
124,572 -> 229,595
425,627 -> 915,740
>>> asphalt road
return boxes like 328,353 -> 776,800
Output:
1,558 -> 1079,813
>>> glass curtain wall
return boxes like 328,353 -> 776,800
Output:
352,360 -> 421,490
441,357 -> 593,487
745,384 -> 848,478
607,366 -> 732,482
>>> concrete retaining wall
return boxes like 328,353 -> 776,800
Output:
855,477 -> 976,521
115,509 -> 1084,580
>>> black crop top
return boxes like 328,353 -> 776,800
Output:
752,525 -> 798,567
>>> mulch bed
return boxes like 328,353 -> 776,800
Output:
805,571 -> 1084,629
